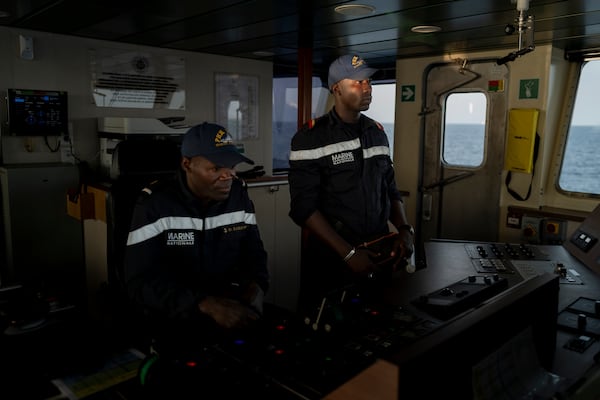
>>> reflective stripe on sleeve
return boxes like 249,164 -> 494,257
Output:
203,210 -> 257,230
289,138 -> 360,161
126,211 -> 257,246
290,138 -> 389,162
363,145 -> 390,159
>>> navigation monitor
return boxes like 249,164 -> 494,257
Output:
6,89 -> 68,136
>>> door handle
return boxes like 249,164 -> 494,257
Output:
422,193 -> 432,221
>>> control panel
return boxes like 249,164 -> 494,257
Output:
204,294 -> 443,398
558,297 -> 600,338
412,275 -> 509,320
465,242 -> 551,274
180,274 -> 516,398
463,242 -> 583,285
563,203 -> 600,276
147,272 -> 553,399
557,296 -> 600,354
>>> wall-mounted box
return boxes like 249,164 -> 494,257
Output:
66,190 -> 95,221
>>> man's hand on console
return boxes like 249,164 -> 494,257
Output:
198,296 -> 260,329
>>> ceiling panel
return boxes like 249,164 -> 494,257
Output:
1,0 -> 600,75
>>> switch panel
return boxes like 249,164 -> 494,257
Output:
570,229 -> 598,253
521,216 -> 542,244
540,218 -> 566,244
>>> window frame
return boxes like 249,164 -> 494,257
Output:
441,90 -> 488,169
555,59 -> 600,199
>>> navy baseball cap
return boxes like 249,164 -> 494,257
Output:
181,122 -> 254,167
327,54 -> 377,89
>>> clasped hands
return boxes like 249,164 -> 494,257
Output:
198,281 -> 264,330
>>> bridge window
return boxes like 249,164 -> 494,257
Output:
363,82 -> 396,157
272,77 -> 329,173
443,92 -> 487,167
558,60 -> 600,196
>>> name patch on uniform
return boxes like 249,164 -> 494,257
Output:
331,152 -> 354,165
223,225 -> 248,233
167,231 -> 194,246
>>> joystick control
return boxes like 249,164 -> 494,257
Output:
412,275 -> 509,320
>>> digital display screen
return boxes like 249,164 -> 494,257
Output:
7,88 -> 68,136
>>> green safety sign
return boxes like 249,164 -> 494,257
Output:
519,79 -> 539,99
401,85 -> 415,102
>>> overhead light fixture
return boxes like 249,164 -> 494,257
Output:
334,4 -> 376,16
411,25 -> 442,34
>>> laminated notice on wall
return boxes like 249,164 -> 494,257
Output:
504,108 -> 539,173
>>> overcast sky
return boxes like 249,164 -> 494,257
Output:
363,84 -> 396,123
572,61 -> 600,125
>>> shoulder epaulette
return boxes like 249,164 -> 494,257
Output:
139,178 -> 169,198
306,115 -> 329,130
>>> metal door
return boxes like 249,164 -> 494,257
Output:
417,59 -> 508,257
